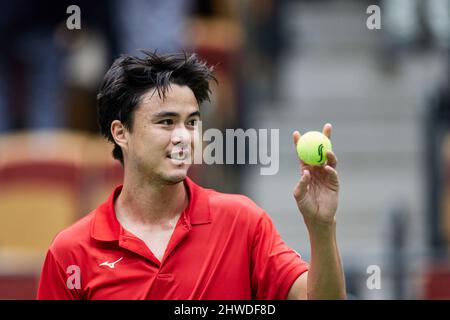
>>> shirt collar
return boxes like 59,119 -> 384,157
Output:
90,176 -> 211,242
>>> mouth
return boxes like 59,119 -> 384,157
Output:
168,148 -> 191,163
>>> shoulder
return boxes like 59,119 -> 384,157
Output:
47,211 -> 95,262
205,188 -> 267,226
201,188 -> 283,247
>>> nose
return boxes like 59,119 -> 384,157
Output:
171,126 -> 191,146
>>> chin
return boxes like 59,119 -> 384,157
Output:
158,158 -> 191,184
162,169 -> 189,185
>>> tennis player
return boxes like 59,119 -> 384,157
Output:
37,51 -> 346,300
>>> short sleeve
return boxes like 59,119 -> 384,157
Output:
250,211 -> 309,300
36,249 -> 84,300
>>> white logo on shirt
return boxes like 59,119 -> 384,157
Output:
99,257 -> 123,269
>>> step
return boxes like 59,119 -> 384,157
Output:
284,0 -> 378,51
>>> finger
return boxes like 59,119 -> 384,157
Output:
300,160 -> 307,169
322,123 -> 332,139
326,150 -> 338,169
297,156 -> 310,171
294,169 -> 310,201
293,131 -> 305,168
324,165 -> 339,187
293,131 -> 301,147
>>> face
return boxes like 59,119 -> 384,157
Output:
112,84 -> 200,185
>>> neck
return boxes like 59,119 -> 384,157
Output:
115,170 -> 188,225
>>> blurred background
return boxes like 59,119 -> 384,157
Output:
0,0 -> 449,299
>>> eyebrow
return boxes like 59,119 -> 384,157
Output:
152,111 -> 201,119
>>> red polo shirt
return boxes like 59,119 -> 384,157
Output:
37,177 -> 308,300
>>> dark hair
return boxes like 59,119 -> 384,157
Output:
97,50 -> 216,164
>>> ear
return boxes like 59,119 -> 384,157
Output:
111,120 -> 129,151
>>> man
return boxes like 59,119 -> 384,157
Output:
37,51 -> 346,299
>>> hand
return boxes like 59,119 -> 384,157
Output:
293,123 -> 339,227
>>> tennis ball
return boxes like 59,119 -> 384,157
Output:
296,131 -> 332,166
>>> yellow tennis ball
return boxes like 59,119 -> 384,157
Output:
296,131 -> 332,166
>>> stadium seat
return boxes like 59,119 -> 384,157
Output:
0,130 -> 122,299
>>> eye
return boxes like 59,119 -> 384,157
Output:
159,119 -> 173,125
187,119 -> 199,127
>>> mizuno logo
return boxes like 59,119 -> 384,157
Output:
99,257 -> 123,269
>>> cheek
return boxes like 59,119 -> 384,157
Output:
190,131 -> 198,147
140,128 -> 172,152
129,127 -> 162,153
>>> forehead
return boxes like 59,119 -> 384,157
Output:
136,84 -> 199,116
